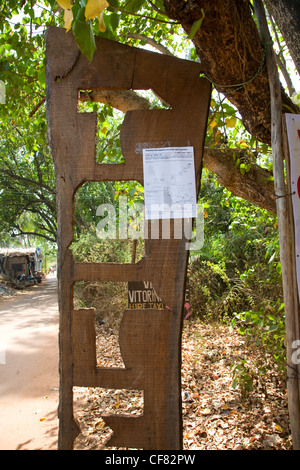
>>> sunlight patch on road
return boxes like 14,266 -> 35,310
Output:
0,340 -> 6,364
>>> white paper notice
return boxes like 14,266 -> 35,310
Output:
143,147 -> 197,219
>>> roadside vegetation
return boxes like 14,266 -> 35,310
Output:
0,0 -> 298,431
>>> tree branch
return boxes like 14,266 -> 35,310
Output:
29,98 -> 46,118
203,147 -> 276,213
78,89 -> 150,113
126,33 -> 173,56
0,167 -> 56,195
80,84 -> 276,213
10,229 -> 56,243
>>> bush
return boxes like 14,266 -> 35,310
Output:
74,281 -> 127,326
231,301 -> 286,369
188,259 -> 253,320
70,232 -> 146,326
70,231 -> 133,264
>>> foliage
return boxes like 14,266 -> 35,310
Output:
71,230 -> 134,326
231,301 -> 286,365
230,360 -> 254,397
70,230 -> 133,263
229,299 -> 286,397
74,280 -> 128,325
188,168 -> 285,393
0,0 -> 296,395
0,133 -> 57,243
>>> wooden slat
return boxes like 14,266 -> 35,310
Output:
45,26 -> 211,450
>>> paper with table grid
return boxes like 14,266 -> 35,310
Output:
143,146 -> 197,219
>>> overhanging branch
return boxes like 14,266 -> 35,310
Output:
78,89 -> 150,113
203,147 -> 276,213
81,86 -> 276,213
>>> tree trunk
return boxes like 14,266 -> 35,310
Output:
265,0 -> 300,76
163,0 -> 298,144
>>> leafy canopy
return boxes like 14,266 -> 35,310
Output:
0,0 -> 176,242
0,1 -> 292,384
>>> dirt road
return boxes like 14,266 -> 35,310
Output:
0,276 -> 59,450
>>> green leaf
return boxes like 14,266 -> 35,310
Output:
38,66 -> 45,87
124,0 -> 146,13
72,7 -> 96,62
187,9 -> 205,40
109,12 -> 120,31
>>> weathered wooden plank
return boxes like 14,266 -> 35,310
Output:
45,26 -> 211,450
73,308 -> 172,449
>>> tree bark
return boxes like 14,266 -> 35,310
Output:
203,147 -> 276,213
163,0 -> 298,144
79,89 -> 150,112
265,0 -> 300,76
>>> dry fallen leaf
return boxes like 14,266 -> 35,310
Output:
275,424 -> 285,433
73,320 -> 292,451
95,420 -> 105,431
199,408 -> 212,415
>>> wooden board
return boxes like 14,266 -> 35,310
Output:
45,26 -> 211,450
